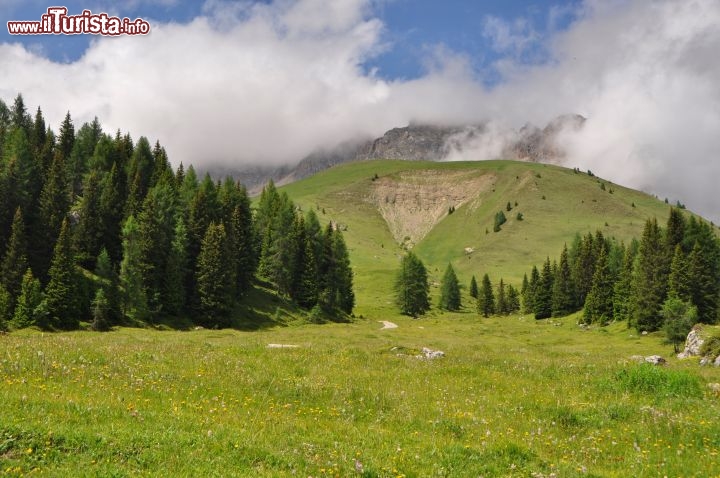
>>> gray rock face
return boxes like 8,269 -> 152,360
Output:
677,324 -> 705,359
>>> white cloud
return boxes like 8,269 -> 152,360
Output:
1,0 -> 719,221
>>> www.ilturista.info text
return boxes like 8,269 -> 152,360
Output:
7,7 -> 150,35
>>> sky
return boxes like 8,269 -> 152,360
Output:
0,0 -> 719,221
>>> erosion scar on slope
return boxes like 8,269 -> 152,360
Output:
368,170 -> 495,246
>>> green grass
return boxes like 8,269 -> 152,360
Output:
2,315 -> 720,477
278,160 -> 693,318
3,159 -> 719,476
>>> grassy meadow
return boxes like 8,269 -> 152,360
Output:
2,313 -> 720,477
3,160 -> 720,476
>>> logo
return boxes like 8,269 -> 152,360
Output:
7,7 -> 150,36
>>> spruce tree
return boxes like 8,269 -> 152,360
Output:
661,297 -> 697,352
95,248 -> 121,326
119,215 -> 148,322
668,245 -> 691,302
523,266 -> 539,314
98,162 -> 126,263
11,268 -> 42,329
496,278 -> 508,315
573,233 -> 596,306
395,251 -> 430,317
612,243 -> 637,323
36,155 -> 70,280
1,207 -> 28,306
477,273 -> 495,317
534,258 -> 553,320
552,244 -> 576,316
583,247 -> 614,325
666,207 -> 686,252
438,263 -> 461,311
633,218 -> 669,331
469,275 -> 478,300
196,223 -> 234,327
72,170 -> 104,267
686,240 -> 719,324
332,229 -> 354,315
507,285 -> 520,313
45,219 -> 79,330
91,288 -> 111,332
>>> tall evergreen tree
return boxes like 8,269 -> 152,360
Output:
94,248 -> 121,326
196,223 -> 234,327
164,218 -> 188,316
583,247 -> 614,325
573,232 -> 596,306
119,215 -> 147,321
666,207 -> 686,252
395,251 -> 430,317
98,162 -> 126,263
668,245 -> 691,302
36,154 -> 70,280
72,170 -> 104,267
496,278 -> 508,315
11,268 -> 42,329
523,266 -> 539,314
534,258 -> 554,320
552,244 -> 576,316
686,240 -> 719,324
469,275 -> 479,300
507,284 -> 521,313
633,218 -> 669,331
44,219 -> 79,329
477,273 -> 495,317
290,216 -> 319,309
0,207 -> 28,306
439,263 -> 461,311
332,229 -> 354,315
56,111 -> 75,163
612,241 -> 637,323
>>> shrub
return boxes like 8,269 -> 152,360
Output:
493,211 -> 507,232
700,334 -> 720,359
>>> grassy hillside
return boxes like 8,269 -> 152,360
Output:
279,159 -> 687,319
2,316 -> 720,477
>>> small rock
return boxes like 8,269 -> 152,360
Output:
417,347 -> 445,359
715,356 -> 720,367
629,355 -> 645,363
701,356 -> 712,366
644,355 -> 666,366
707,383 -> 720,394
641,331 -> 648,336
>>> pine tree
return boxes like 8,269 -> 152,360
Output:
1,207 -> 28,306
291,217 -> 319,310
633,218 -> 669,331
686,240 -> 719,324
523,266 -> 539,314
583,247 -> 614,325
94,248 -> 121,326
496,278 -> 508,315
36,155 -> 70,280
477,273 -> 495,317
666,207 -> 686,252
395,251 -> 430,317
119,215 -> 148,322
661,297 -> 698,352
439,263 -> 461,311
196,223 -> 234,327
668,245 -> 691,302
507,284 -> 521,313
573,233 -> 597,306
11,268 -> 42,329
469,275 -> 479,299
45,219 -> 79,330
332,229 -> 354,315
612,242 -> 637,323
72,170 -> 104,267
56,111 -> 75,163
98,162 -> 126,264
91,288 -> 111,331
552,244 -> 576,317
534,258 -> 553,320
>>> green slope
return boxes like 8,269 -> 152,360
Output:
278,159 -> 696,318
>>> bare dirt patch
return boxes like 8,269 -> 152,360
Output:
368,169 -> 495,246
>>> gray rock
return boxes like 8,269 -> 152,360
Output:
715,356 -> 720,367
677,324 -> 705,359
629,355 -> 645,363
417,347 -> 445,360
644,355 -> 667,366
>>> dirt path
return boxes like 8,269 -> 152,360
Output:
378,321 -> 398,330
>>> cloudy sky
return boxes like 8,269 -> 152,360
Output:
1,0 -> 719,220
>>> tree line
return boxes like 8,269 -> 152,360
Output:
521,208 -> 719,335
393,206 -> 719,342
0,94 -> 354,331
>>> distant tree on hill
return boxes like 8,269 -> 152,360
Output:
493,211 -> 507,232
496,278 -> 508,315
477,274 -> 495,318
507,284 -> 520,314
469,275 -> 478,300
395,251 -> 430,317
439,263 -> 461,311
